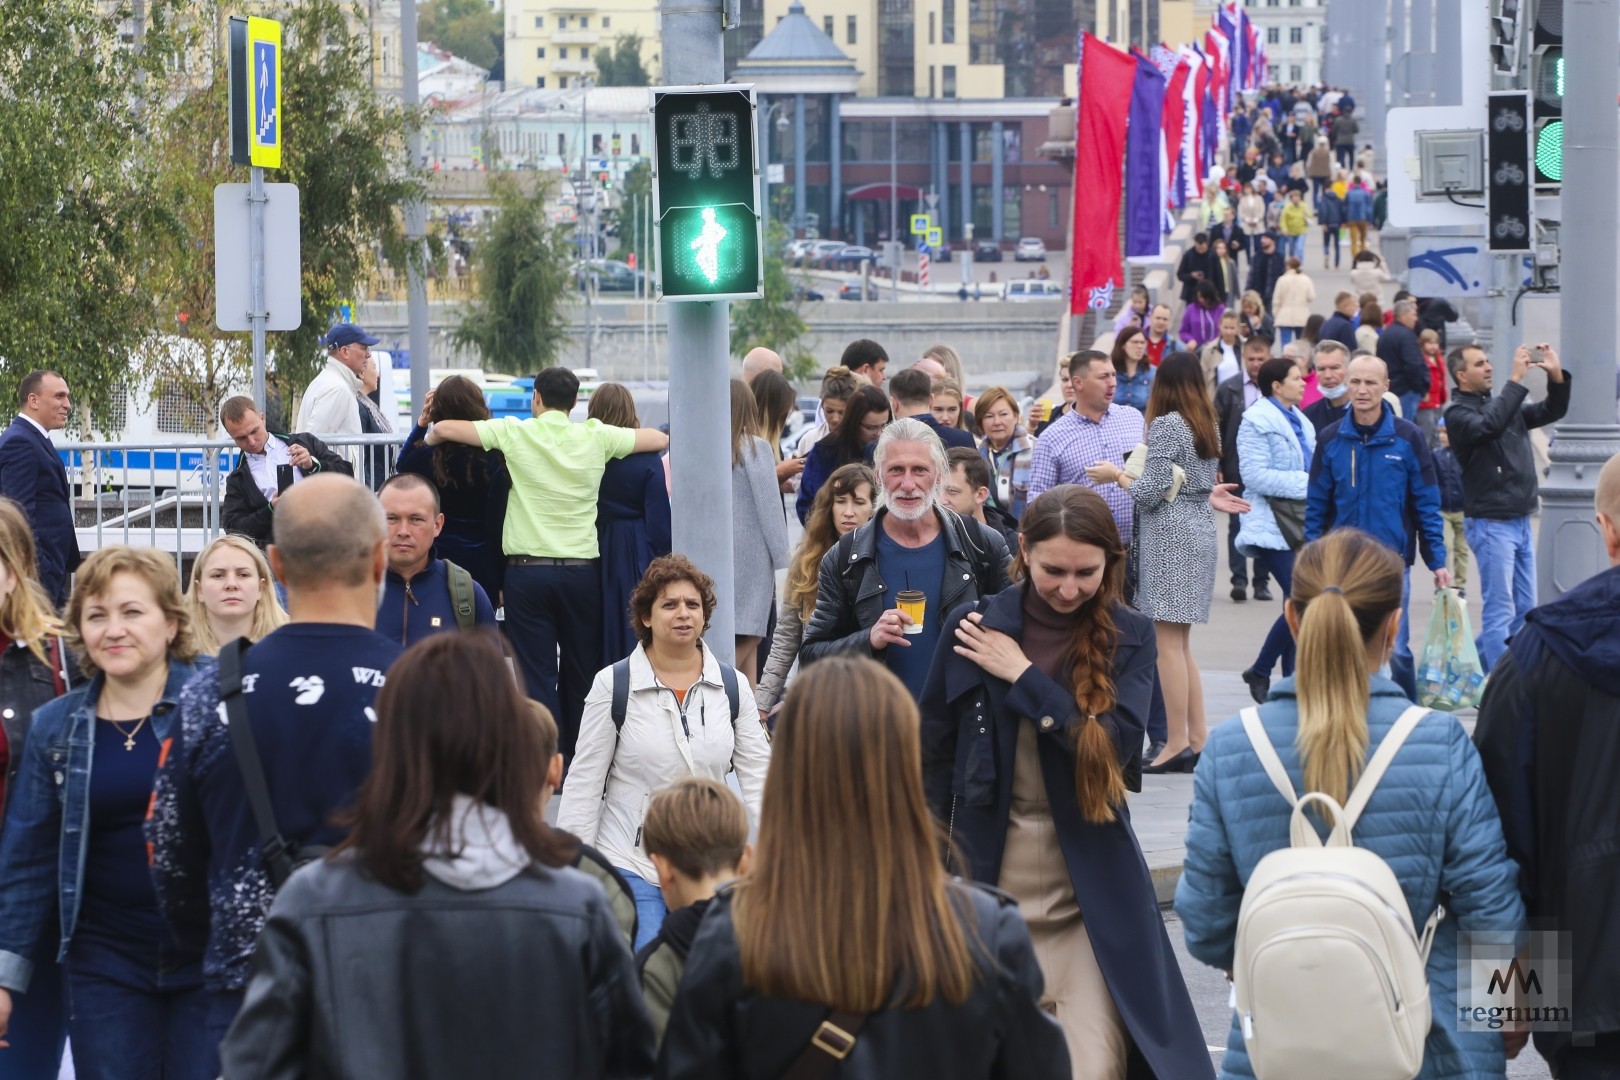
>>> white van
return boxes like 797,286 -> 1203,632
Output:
1005,280 -> 1065,302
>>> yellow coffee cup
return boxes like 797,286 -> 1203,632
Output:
896,590 -> 926,635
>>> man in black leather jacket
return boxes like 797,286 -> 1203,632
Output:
1214,337 -> 1273,601
799,419 -> 1010,698
1442,342 -> 1570,671
220,397 -> 352,547
1474,451 -> 1620,1078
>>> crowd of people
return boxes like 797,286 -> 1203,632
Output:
0,120 -> 1608,1073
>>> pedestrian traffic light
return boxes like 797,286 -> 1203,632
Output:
1487,92 -> 1532,252
650,85 -> 762,301
1530,0 -> 1562,188
600,171 -> 612,189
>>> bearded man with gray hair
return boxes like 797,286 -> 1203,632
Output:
798,417 -> 1011,698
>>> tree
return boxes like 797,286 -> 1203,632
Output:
0,0 -> 174,430
451,176 -> 578,376
608,160 -> 651,264
419,0 -> 501,72
730,222 -> 816,380
595,32 -> 651,87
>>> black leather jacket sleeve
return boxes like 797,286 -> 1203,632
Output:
220,903 -> 315,1080
221,464 -> 273,542
798,546 -> 875,665
293,432 -> 354,477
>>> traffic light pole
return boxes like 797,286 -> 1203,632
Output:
1538,0 -> 1620,599
401,0 -> 431,419
660,0 -> 736,664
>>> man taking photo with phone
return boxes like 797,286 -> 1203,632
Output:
221,396 -> 353,548
1442,342 -> 1571,673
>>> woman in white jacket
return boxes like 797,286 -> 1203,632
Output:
1234,357 -> 1316,706
1269,257 -> 1316,347
557,554 -> 771,951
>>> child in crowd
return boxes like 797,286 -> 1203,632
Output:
636,777 -> 752,1044
1416,327 -> 1447,447
1113,284 -> 1151,332
1433,421 -> 1470,597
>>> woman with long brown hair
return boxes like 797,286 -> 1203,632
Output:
796,384 -> 890,523
661,656 -> 1068,1079
920,485 -> 1212,1080
756,463 -> 876,719
220,631 -> 656,1076
728,380 -> 790,683
395,373 -> 510,602
1086,352 -> 1221,773
589,383 -> 672,664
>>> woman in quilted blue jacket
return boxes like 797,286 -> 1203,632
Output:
1175,528 -> 1527,1079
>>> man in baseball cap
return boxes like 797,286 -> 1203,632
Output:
296,325 -> 383,467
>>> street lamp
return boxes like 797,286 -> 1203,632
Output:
761,101 -> 793,234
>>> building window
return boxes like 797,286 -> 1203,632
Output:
558,15 -> 567,28
942,0 -> 956,43
537,47 -> 545,58
1291,64 -> 1303,81
560,47 -> 568,59
534,15 -> 543,28
603,16 -> 611,27
824,14 -> 834,36
582,46 -> 590,59
592,134 -> 604,154
848,15 -> 857,42
1048,190 -> 1059,229
1266,26 -> 1280,44
1289,26 -> 1303,43
558,133 -> 566,155
1267,64 -> 1280,81
928,12 -> 935,43
537,76 -> 546,88
631,133 -> 641,154
929,66 -> 936,97
581,16 -> 589,28
942,64 -> 957,97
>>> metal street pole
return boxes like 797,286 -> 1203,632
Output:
249,166 -> 267,407
401,0 -> 430,417
660,0 -> 735,662
890,114 -> 899,302
1539,0 -> 1620,598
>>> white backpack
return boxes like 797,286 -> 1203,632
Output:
1232,705 -> 1446,1080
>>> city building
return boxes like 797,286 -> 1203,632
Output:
503,0 -> 661,90
1197,0 -> 1324,86
419,44 -> 490,102
425,84 -> 652,181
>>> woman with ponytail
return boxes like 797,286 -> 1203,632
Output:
1177,528 -> 1526,1079
921,485 -> 1212,1080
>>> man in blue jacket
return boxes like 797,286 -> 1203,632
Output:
0,371 -> 80,606
1306,355 -> 1451,699
377,473 -> 497,646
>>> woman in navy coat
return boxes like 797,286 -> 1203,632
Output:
589,385 -> 672,664
395,375 -> 510,602
921,485 -> 1211,1080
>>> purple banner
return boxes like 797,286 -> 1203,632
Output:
1125,52 -> 1166,259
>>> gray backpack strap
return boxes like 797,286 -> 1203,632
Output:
1241,706 -> 1300,807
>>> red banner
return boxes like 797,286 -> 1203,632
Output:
1069,34 -> 1138,315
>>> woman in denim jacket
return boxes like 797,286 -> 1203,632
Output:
1176,529 -> 1527,1079
0,547 -> 209,1080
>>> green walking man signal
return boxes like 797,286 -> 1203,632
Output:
650,85 -> 763,301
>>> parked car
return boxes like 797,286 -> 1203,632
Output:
829,244 -> 876,268
1014,237 -> 1048,262
838,279 -> 879,301
574,259 -> 645,293
783,239 -> 814,262
807,240 -> 846,266
792,282 -> 826,302
973,239 -> 1004,262
1005,279 -> 1065,301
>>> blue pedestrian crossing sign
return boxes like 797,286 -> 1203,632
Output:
247,17 -> 282,169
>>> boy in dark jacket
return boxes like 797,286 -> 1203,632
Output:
636,777 -> 751,1045
1433,422 -> 1469,594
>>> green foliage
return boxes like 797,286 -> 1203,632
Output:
419,0 -> 501,72
0,0 -> 173,431
730,223 -> 815,380
607,160 -> 651,263
595,32 -> 651,87
451,176 -> 577,376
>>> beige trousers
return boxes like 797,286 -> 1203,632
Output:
998,722 -> 1129,1080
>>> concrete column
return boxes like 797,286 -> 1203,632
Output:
1539,0 -> 1620,598
936,122 -> 951,242
990,120 -> 1005,241
829,95 -> 842,239
793,93 -> 806,232
958,121 -> 972,238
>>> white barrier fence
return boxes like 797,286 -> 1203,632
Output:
59,433 -> 408,574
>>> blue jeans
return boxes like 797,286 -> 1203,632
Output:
1,954 -> 67,1079
1398,391 -> 1423,425
1285,234 -> 1307,261
1389,567 -> 1419,702
503,562 -> 603,762
1250,548 -> 1297,678
618,868 -> 668,952
1278,326 -> 1301,347
1464,515 -> 1536,672
63,931 -> 209,1080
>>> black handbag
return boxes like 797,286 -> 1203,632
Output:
1271,497 -> 1308,551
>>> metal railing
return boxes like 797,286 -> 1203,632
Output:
59,433 -> 408,576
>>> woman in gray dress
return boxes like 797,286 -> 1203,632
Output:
729,379 -> 790,686
1086,352 -> 1219,774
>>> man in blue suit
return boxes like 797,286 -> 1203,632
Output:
0,370 -> 80,607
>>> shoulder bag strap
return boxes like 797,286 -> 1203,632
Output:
221,637 -> 295,888
610,658 -> 632,733
1240,706 -> 1299,807
1341,704 -> 1430,832
719,662 -> 740,723
780,1010 -> 871,1080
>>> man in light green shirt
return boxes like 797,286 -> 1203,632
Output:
429,367 -> 668,758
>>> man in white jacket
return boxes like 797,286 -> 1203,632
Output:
296,325 -> 377,472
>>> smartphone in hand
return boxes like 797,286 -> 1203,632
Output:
276,464 -> 296,494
